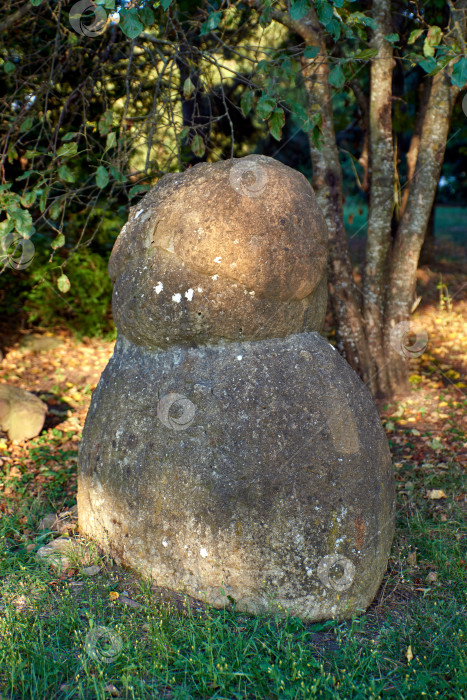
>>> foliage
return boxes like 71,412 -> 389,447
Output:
22,247 -> 116,339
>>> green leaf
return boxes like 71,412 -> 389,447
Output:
49,201 -> 61,220
191,134 -> 205,158
96,0 -> 115,8
9,208 -> 32,236
268,108 -> 285,141
317,2 -> 333,26
426,25 -> 442,47
423,40 -> 435,58
303,46 -> 320,59
51,233 -> 65,250
183,78 -> 195,99
359,15 -> 377,30
161,0 -> 173,9
408,28 -> 424,45
138,6 -> 155,26
419,56 -> 437,73
96,166 -> 109,189
290,0 -> 310,21
451,57 -> 467,88
109,164 -> 125,183
20,116 -> 33,133
105,131 -> 117,151
57,274 -> 71,294
326,18 -> 341,41
354,48 -> 378,60
240,90 -> 254,117
62,131 -> 79,142
98,110 -> 113,136
7,146 -> 18,163
120,8 -> 144,39
200,11 -> 222,35
58,164 -> 75,183
20,191 -> 37,208
256,95 -> 276,120
39,188 -> 49,214
4,61 -> 16,74
57,142 -> 78,158
328,63 -> 345,88
385,33 -> 399,44
129,184 -> 150,198
30,0 -> 42,6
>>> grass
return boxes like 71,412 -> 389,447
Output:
0,430 -> 465,699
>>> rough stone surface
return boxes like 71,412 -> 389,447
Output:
79,332 -> 395,619
109,156 -> 328,350
78,155 -> 395,620
0,384 -> 47,442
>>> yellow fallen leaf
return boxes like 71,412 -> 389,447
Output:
455,382 -> 466,388
109,591 -> 119,601
406,645 -> 413,664
439,401 -> 449,407
427,489 -> 447,499
0,438 -> 8,450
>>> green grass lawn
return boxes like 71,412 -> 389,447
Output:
0,424 -> 465,699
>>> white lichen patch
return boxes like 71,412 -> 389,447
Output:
197,286 -> 203,293
185,288 -> 194,301
172,293 -> 182,303
154,281 -> 163,294
213,256 -> 222,264
211,275 -> 218,281
200,547 -> 208,558
135,209 -> 144,219
236,355 -> 243,361
162,540 -> 168,548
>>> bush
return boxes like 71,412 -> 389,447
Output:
22,247 -> 115,339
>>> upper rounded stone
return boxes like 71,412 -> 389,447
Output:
109,155 -> 328,348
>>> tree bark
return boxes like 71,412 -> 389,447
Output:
362,0 -> 395,397
384,68 -> 459,390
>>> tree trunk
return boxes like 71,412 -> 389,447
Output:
362,0 -> 395,397
384,68 -> 459,390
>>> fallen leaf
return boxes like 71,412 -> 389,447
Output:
426,571 -> 438,583
406,645 -> 413,664
427,489 -> 447,499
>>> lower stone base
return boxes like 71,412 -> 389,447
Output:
78,332 -> 395,620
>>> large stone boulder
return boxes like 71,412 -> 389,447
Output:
78,155 -> 395,620
0,384 -> 47,442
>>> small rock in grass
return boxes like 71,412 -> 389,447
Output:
36,537 -> 73,571
81,565 -> 101,576
38,513 -> 57,531
104,684 -> 121,697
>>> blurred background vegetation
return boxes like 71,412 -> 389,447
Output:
0,0 -> 466,342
